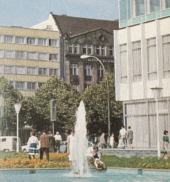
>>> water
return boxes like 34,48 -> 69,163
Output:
0,169 -> 170,182
72,101 -> 89,176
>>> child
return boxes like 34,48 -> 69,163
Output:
162,130 -> 170,158
94,158 -> 106,170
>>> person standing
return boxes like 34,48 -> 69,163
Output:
67,128 -> 75,168
54,131 -> 62,153
40,130 -> 50,161
49,131 -> 55,152
100,133 -> 106,148
162,130 -> 170,158
110,133 -> 115,148
119,126 -> 127,149
127,126 -> 133,149
27,131 -> 39,159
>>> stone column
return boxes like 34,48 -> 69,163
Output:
78,61 -> 84,94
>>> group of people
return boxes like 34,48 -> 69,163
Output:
99,126 -> 133,149
27,130 -> 63,161
117,126 -> 133,149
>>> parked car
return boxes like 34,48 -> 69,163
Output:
0,136 -> 21,152
21,141 -> 40,152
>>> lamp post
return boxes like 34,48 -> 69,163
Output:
151,87 -> 163,157
14,103 -> 21,153
80,55 -> 110,143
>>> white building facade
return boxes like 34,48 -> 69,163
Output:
114,0 -> 170,148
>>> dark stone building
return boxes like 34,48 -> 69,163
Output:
32,13 -> 119,93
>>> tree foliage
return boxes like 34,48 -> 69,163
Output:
33,76 -> 81,133
82,73 -> 123,141
0,77 -> 24,134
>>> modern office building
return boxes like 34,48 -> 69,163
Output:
32,13 -> 119,93
114,0 -> 170,148
0,26 -> 60,98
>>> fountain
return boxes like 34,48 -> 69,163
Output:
71,101 -> 89,176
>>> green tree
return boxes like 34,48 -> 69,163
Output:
82,73 -> 123,141
0,77 -> 24,134
33,76 -> 81,132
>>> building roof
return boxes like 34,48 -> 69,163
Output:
52,14 -> 119,37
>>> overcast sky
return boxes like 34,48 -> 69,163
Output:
0,0 -> 118,28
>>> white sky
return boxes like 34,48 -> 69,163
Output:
0,0 -> 118,28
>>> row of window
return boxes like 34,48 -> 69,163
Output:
0,65 -> 59,76
0,34 -> 59,47
119,34 -> 170,82
68,44 -> 114,56
0,50 -> 59,61
71,64 -> 104,77
120,0 -> 170,21
10,81 -> 45,90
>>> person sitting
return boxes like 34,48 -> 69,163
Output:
92,146 -> 106,170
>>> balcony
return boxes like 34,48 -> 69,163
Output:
85,76 -> 92,81
70,75 -> 79,84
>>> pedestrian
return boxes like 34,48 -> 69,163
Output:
119,126 -> 127,149
49,131 -> 55,152
162,130 -> 170,158
67,128 -> 75,168
40,130 -> 50,161
100,133 -> 106,148
127,126 -> 133,149
54,131 -> 62,153
117,133 -> 122,148
27,131 -> 39,159
110,133 -> 115,148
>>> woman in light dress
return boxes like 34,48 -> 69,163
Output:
117,133 -> 122,148
27,131 -> 39,159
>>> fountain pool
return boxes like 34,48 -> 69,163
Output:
0,169 -> 170,182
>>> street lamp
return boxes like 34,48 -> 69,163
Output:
151,87 -> 163,157
80,55 -> 110,143
14,103 -> 21,152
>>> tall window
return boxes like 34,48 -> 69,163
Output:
27,82 -> 36,90
4,50 -> 14,58
16,82 -> 25,90
4,66 -> 14,74
4,35 -> 13,43
16,36 -> 25,44
135,0 -> 145,16
88,45 -> 92,55
0,50 -> 3,58
71,64 -> 78,75
120,44 -> 127,83
96,46 -> 100,55
165,0 -> 170,8
27,67 -> 36,75
85,65 -> 91,76
38,68 -> 47,75
150,0 -> 160,13
110,47 -> 113,56
15,51 -> 25,59
49,39 -> 58,47
162,35 -> 170,78
16,66 -> 25,74
83,45 -> 87,54
49,54 -> 58,61
38,53 -> 48,61
69,44 -> 73,53
147,38 -> 157,80
38,38 -> 47,46
74,44 -> 78,54
132,41 -> 142,81
98,66 -> 104,77
102,46 -> 106,56
49,69 -> 58,76
27,37 -> 36,45
27,52 -> 37,60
